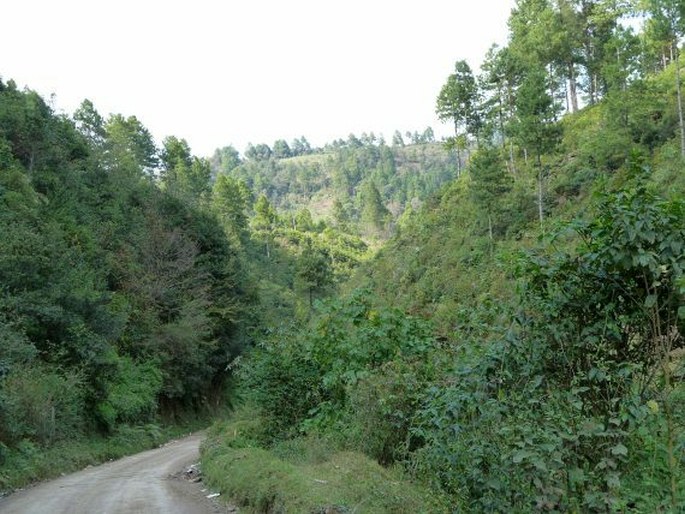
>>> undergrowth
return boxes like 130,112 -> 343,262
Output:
200,408 -> 449,513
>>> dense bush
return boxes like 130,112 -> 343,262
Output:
96,356 -> 162,429
410,173 -> 685,512
239,290 -> 437,461
0,365 -> 84,446
236,172 -> 684,512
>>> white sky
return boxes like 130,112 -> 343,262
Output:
1,0 -> 515,157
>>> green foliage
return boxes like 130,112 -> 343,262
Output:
469,146 -> 513,238
201,410 -> 449,514
201,6 -> 685,512
523,169 -> 684,388
0,83 -> 250,456
0,313 -> 35,380
0,365 -> 84,446
211,173 -> 251,248
345,358 -> 433,465
4,4 -> 685,508
359,180 -> 390,234
272,139 -> 291,159
224,140 -> 456,239
410,174 -> 685,511
160,136 -> 212,204
238,331 -> 322,441
104,113 -> 158,175
295,243 -> 333,308
436,60 -> 481,140
209,145 -> 242,175
239,290 -> 435,454
245,142 -> 272,161
96,356 -> 162,429
508,66 -> 561,159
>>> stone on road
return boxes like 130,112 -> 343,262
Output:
0,434 -> 227,514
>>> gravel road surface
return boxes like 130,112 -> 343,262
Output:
0,434 -> 229,514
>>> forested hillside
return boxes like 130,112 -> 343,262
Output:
210,132 -> 456,241
0,85 -> 453,490
0,82 -> 255,488
201,1 -> 685,513
2,0 -> 685,511
206,133 -> 459,324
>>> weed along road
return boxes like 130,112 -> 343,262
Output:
0,434 -> 228,514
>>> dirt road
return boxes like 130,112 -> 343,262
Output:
0,434 -> 229,514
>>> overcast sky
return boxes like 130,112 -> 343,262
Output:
2,0 -> 515,157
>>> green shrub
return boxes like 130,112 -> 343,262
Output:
238,334 -> 323,441
239,290 -> 436,456
0,364 -> 85,445
96,355 -> 162,430
410,174 -> 685,512
345,358 -> 431,465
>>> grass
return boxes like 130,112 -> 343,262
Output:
0,418 -> 209,495
201,409 -> 449,514
281,153 -> 332,166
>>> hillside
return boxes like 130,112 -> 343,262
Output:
207,93 -> 685,513
360,64 -> 685,336
0,82 -> 255,490
201,2 -> 685,512
213,139 -> 457,239
2,0 -> 685,511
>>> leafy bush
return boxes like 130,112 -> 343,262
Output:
410,173 -> 685,512
239,289 -> 436,459
0,365 -> 85,445
345,358 -> 433,465
96,355 -> 162,430
239,332 -> 323,441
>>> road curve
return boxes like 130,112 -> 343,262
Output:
0,433 -> 228,514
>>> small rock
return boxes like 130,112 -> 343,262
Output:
206,492 -> 220,499
183,463 -> 202,482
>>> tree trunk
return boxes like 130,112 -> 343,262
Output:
498,93 -> 505,150
454,120 -> 462,178
674,42 -> 685,159
456,146 -> 462,178
568,63 -> 579,113
537,152 -> 544,226
488,212 -> 493,242
509,141 -> 517,176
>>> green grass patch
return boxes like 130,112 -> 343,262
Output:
201,411 -> 449,513
280,153 -> 332,166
